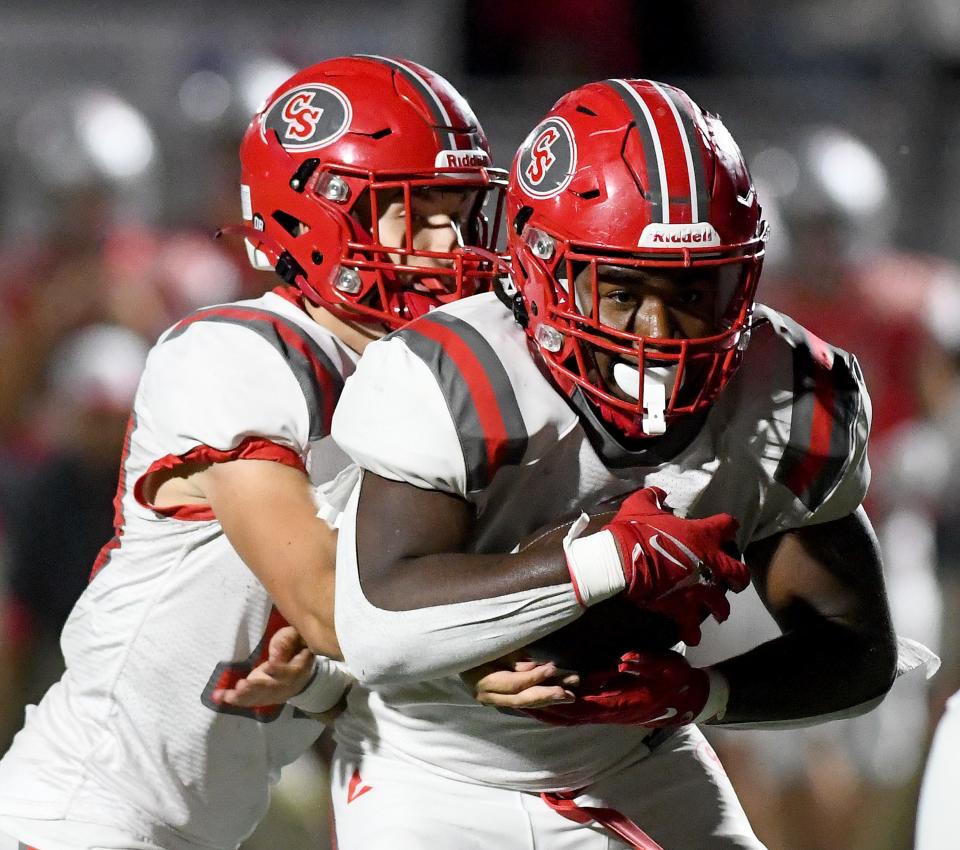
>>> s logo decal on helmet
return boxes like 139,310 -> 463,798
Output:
232,56 -> 507,329
261,84 -> 352,151
517,118 -> 576,199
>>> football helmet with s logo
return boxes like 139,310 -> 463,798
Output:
506,79 -> 766,438
233,55 -> 505,329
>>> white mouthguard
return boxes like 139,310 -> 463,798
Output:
612,363 -> 678,435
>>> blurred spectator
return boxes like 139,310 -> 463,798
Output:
755,125 -> 917,443
101,224 -> 247,342
0,323 -> 149,752
872,271 -> 960,714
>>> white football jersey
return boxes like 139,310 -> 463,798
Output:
331,291 -> 871,791
915,688 -> 960,850
0,287 -> 359,850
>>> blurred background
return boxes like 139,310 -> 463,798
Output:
1,1 -> 959,848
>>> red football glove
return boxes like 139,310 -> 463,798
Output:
604,487 -> 748,644
524,649 -> 710,728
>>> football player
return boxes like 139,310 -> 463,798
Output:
0,56 -> 505,850
324,79 -> 907,849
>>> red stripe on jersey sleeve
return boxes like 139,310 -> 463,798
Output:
134,437 -> 306,521
171,305 -> 339,433
411,318 -> 513,477
785,365 -> 837,498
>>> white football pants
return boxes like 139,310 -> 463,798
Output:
331,725 -> 767,849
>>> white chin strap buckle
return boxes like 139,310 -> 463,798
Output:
244,239 -> 274,272
612,363 -> 678,436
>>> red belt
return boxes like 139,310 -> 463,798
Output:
541,790 -> 665,850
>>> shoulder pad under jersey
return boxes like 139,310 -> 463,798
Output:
333,292 -> 578,497
144,297 -> 347,457
714,303 -> 872,534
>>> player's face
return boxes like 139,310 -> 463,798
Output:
572,263 -> 725,402
375,188 -> 478,284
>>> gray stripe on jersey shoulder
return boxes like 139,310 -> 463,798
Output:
393,311 -> 528,492
165,309 -> 342,440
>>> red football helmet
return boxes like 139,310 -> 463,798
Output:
233,55 -> 505,329
506,79 -> 766,438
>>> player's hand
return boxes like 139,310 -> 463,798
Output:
461,651 -> 580,710
524,649 -> 709,728
568,487 -> 749,644
213,626 -> 316,708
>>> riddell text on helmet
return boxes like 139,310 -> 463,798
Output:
638,223 -> 721,248
434,149 -> 490,169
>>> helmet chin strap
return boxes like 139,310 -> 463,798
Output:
612,363 -> 678,436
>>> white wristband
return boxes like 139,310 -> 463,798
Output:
288,656 -> 356,714
694,667 -> 730,724
564,520 -> 627,607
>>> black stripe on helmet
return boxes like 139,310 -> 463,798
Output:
605,79 -> 665,219
354,54 -> 458,151
659,86 -> 710,223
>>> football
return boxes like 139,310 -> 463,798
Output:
518,510 -> 681,671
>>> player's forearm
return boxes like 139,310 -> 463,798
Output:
336,524 -> 583,685
354,470 -> 576,609
199,459 -> 344,657
225,524 -> 342,657
709,616 -> 897,727
338,581 -> 583,685
715,509 -> 898,727
364,546 -> 576,609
